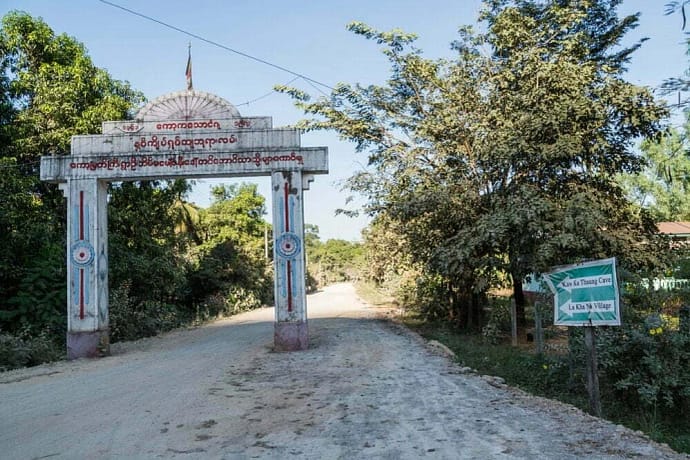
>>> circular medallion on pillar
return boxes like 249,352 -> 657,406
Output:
275,232 -> 301,259
71,240 -> 95,266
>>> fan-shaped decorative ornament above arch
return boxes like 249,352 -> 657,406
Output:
135,90 -> 241,121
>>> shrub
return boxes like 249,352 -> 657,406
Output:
109,282 -> 186,342
0,331 -> 29,371
0,328 -> 63,371
225,286 -> 262,314
482,297 -> 512,344
598,323 -> 690,416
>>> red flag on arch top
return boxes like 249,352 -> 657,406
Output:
185,44 -> 193,90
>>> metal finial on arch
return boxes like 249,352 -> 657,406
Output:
135,90 -> 241,121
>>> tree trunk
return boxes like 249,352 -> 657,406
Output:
511,272 -> 526,328
467,291 -> 474,330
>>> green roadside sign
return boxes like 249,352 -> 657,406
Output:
544,257 -> 620,327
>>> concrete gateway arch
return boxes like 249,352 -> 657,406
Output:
40,90 -> 328,359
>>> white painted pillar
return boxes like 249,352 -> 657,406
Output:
64,178 -> 109,359
271,171 -> 308,350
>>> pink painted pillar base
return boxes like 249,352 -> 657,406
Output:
66,330 -> 110,360
274,321 -> 308,351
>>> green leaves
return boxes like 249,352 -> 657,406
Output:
346,21 -> 418,52
304,226 -> 364,286
186,183 -> 272,308
280,1 -> 669,321
0,12 -> 145,341
620,116 -> 690,222
1,11 -> 144,158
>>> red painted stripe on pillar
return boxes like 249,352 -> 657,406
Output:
284,179 -> 293,312
79,191 -> 84,240
283,182 -> 290,232
286,260 -> 293,312
79,269 -> 85,320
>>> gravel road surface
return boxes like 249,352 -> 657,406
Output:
0,283 -> 686,459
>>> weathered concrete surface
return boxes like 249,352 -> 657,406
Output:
66,330 -> 109,359
274,321 -> 308,351
0,284 -> 686,459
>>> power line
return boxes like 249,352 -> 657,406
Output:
97,0 -> 333,96
237,77 -> 301,107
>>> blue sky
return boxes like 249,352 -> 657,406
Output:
2,0 -> 687,241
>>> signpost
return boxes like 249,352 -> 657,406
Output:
544,257 -> 620,327
544,257 -> 621,417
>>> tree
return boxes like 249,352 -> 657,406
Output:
189,183 -> 272,307
0,12 -> 144,334
279,0 -> 669,327
108,180 -> 193,306
0,13 -> 274,355
1,12 -> 143,160
0,158 -> 65,331
467,0 -> 668,322
619,117 -> 690,222
303,225 -> 365,288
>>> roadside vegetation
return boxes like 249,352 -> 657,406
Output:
303,224 -> 364,292
354,277 -> 690,454
295,0 -> 690,455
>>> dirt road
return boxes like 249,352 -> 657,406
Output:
0,283 -> 685,459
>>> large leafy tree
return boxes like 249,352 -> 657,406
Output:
0,11 -> 143,333
1,12 -> 142,161
467,0 -> 668,320
279,0 -> 668,326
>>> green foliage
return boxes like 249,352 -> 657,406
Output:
410,274 -> 451,320
0,13 -> 275,371
108,180 -> 192,306
304,225 -> 364,287
0,158 -> 65,331
225,286 -> 263,315
2,243 -> 66,333
596,288 -> 690,419
661,1 -> 690,103
279,0 -> 669,327
202,183 -> 267,247
619,116 -> 690,221
481,297 -> 512,344
108,182 -> 273,344
109,282 -> 184,343
190,183 -> 272,307
0,11 -> 144,158
0,327 -> 64,371
0,11 -> 146,365
602,326 -> 690,409
359,215 -> 421,301
409,284 -> 690,453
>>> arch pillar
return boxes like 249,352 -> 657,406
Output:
271,171 -> 308,351
63,178 -> 110,359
